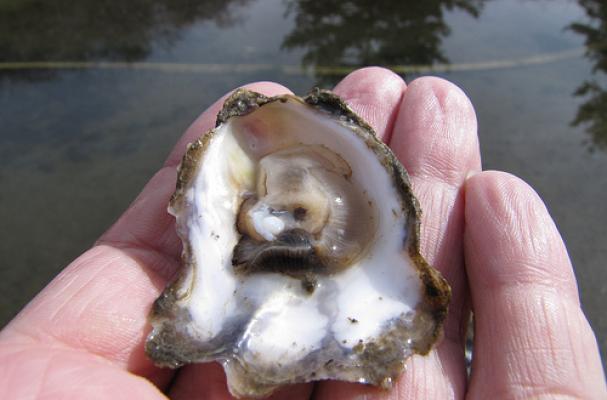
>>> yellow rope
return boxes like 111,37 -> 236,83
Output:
0,47 -> 585,75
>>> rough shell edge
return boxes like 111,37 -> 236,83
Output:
146,87 -> 451,379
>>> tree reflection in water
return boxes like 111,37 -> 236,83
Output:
282,0 -> 484,86
0,0 -> 249,78
570,0 -> 607,151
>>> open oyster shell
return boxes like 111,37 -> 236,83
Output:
145,88 -> 451,398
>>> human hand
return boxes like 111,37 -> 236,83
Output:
0,68 -> 605,399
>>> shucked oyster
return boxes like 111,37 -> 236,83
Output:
145,89 -> 450,398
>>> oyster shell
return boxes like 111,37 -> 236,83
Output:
145,88 -> 450,398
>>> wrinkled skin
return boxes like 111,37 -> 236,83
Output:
0,68 -> 605,399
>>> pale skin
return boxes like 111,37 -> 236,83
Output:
0,68 -> 605,400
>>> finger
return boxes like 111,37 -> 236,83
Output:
316,77 -> 481,400
170,362 -> 313,400
391,77 -> 481,186
333,66 -> 406,142
0,82 -> 292,390
465,171 -> 607,399
385,77 -> 480,399
391,76 -> 480,343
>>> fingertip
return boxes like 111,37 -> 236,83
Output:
238,81 -> 293,99
466,170 -> 538,208
465,170 -> 535,229
465,170 -> 530,242
392,76 -> 480,186
333,67 -> 406,141
406,76 -> 473,112
334,66 -> 405,95
464,170 -> 578,300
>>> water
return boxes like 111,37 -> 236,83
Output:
1,0 -> 606,371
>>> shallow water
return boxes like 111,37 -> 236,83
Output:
1,0 -> 606,371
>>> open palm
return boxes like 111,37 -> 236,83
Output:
1,68 -> 604,399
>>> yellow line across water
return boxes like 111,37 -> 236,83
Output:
0,47 -> 585,75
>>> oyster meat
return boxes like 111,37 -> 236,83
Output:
145,89 -> 450,398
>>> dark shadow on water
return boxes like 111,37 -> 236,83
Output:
281,0 -> 485,87
570,0 -> 607,152
0,0 -> 250,80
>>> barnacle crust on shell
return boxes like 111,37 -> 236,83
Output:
145,88 -> 451,398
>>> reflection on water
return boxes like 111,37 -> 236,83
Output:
282,0 -> 484,85
0,0 -> 250,165
570,0 -> 607,151
0,0 -> 249,78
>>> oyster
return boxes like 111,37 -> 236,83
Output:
145,88 -> 450,398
